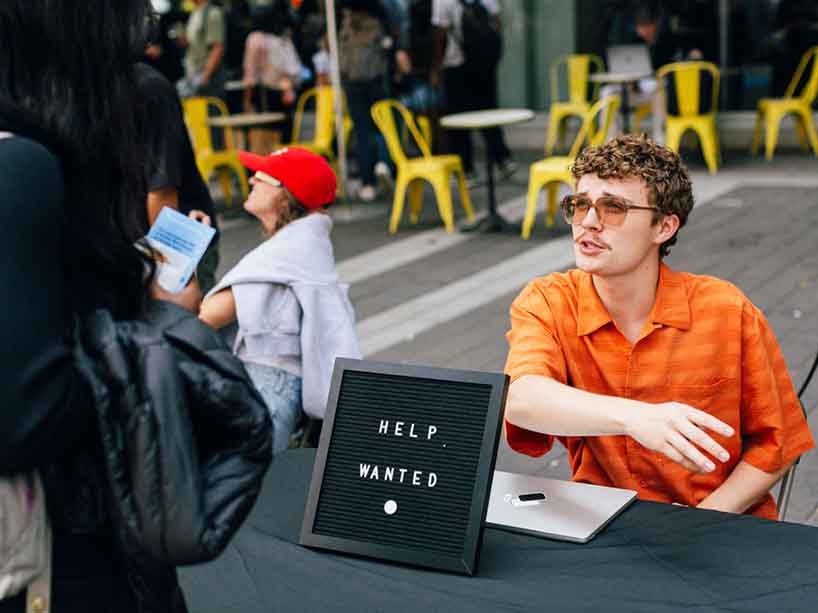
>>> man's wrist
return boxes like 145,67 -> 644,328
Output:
613,398 -> 643,437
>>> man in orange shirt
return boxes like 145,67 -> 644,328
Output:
504,134 -> 814,519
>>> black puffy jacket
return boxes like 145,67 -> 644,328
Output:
74,301 -> 273,612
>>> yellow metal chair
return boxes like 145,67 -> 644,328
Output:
657,61 -> 721,175
522,95 -> 620,240
371,100 -> 474,234
633,100 -> 653,134
182,96 -> 249,205
751,46 -> 818,160
283,86 -> 352,162
545,54 -> 605,155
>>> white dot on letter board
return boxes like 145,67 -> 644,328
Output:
384,500 -> 398,515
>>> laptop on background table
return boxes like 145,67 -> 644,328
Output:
606,44 -> 654,76
486,471 -> 637,544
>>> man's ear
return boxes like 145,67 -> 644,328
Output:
653,213 -> 680,246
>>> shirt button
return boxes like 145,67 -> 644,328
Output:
639,480 -> 648,488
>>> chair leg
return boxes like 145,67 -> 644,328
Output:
217,169 -> 233,206
389,175 -> 409,234
764,109 -> 783,161
793,114 -> 810,151
455,168 -> 475,222
521,178 -> 541,240
430,175 -> 456,233
750,110 -> 764,156
699,123 -> 720,175
798,108 -> 818,157
408,180 -> 424,224
234,165 -> 249,199
545,114 -> 561,156
665,121 -> 683,153
546,182 -> 560,226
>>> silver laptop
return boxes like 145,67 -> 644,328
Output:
606,44 -> 654,74
485,471 -> 636,544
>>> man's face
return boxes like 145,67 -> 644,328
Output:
635,20 -> 659,45
571,174 -> 673,277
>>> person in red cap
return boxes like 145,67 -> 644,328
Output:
199,147 -> 361,452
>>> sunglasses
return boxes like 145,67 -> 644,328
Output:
560,194 -> 658,227
252,171 -> 283,188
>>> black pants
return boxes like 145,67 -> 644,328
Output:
442,64 -> 510,173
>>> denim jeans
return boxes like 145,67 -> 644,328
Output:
244,362 -> 303,454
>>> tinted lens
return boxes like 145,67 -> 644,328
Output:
597,196 -> 629,226
561,195 -> 592,224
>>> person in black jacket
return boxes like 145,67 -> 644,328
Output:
0,2 -> 271,612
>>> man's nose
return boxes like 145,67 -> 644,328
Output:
581,204 -> 602,229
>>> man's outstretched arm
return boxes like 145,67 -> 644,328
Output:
507,375 -> 735,474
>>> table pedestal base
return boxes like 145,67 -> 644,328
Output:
460,213 -> 519,233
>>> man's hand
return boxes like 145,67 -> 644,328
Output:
624,402 -> 734,473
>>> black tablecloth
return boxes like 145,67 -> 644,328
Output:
180,449 -> 818,612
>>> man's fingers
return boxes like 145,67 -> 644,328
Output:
686,408 -> 734,438
677,421 -> 730,463
661,444 -> 700,472
668,431 -> 715,473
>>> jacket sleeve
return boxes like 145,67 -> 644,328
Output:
297,284 -> 361,419
0,137 -> 94,474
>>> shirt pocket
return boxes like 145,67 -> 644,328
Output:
628,379 -> 741,493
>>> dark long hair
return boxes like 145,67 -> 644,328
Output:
0,1 -> 154,319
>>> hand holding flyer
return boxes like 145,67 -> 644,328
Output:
146,207 -> 216,294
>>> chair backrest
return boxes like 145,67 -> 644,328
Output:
371,99 -> 432,166
564,94 -> 621,160
785,46 -> 818,104
550,54 -> 605,105
291,86 -> 340,148
656,61 -> 720,118
182,96 -> 236,153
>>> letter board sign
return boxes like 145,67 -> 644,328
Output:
299,359 -> 508,575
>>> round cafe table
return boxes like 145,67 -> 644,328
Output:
589,71 -> 652,133
440,108 -> 535,233
208,111 -> 286,146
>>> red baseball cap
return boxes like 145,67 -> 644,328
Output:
238,147 -> 337,209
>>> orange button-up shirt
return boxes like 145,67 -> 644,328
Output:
504,264 -> 814,520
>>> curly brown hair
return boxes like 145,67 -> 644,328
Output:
570,134 -> 694,258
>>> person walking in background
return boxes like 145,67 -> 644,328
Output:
339,0 -> 393,202
143,1 -> 186,85
242,4 -> 304,143
430,0 -> 515,187
179,0 -> 227,99
199,148 -> 361,453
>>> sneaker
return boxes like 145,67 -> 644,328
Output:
374,161 -> 394,193
464,170 -> 483,190
358,184 -> 377,202
497,158 -> 519,181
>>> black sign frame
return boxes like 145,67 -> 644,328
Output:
299,358 -> 508,575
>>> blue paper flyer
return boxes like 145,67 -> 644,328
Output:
146,207 -> 216,293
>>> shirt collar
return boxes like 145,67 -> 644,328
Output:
576,263 -> 691,336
